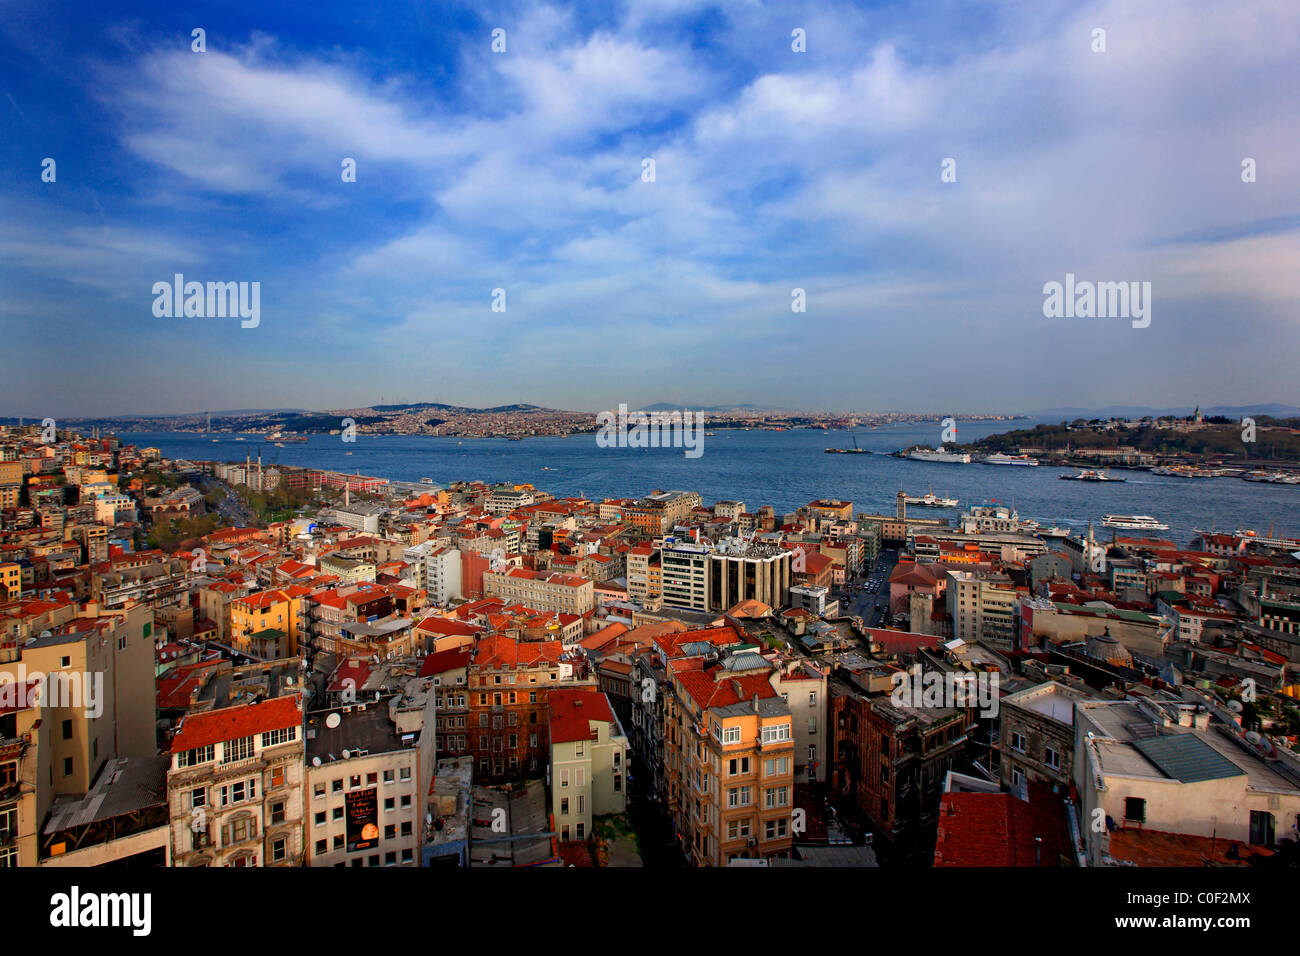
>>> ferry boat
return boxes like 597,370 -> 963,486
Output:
420,477 -> 433,484
980,452 -> 1039,466
1059,469 -> 1125,482
903,489 -> 959,508
1102,514 -> 1169,531
906,446 -> 972,464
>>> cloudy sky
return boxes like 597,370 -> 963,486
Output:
2,0 -> 1297,417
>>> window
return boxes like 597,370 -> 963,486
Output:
62,757 -> 73,777
399,767 -> 411,782
1045,747 -> 1061,770
223,736 -> 255,764
271,838 -> 287,863
561,797 -> 569,815
179,745 -> 214,768
271,801 -> 285,825
261,726 -> 296,747
722,725 -> 742,745
576,823 -> 585,840
332,779 -> 343,793
560,769 -> 569,788
761,723 -> 792,744
271,767 -> 284,789
577,795 -> 585,814
190,787 -> 207,809
1010,732 -> 1027,753
315,811 -> 326,825
1124,797 -> 1145,823
62,719 -> 72,740
315,839 -> 327,856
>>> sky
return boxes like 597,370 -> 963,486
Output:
2,0 -> 1298,417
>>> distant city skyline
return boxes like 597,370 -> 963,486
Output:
3,0 -> 1298,416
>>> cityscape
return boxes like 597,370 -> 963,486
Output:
3,0 -> 1296,937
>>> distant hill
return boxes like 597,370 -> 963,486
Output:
1033,404 -> 1300,421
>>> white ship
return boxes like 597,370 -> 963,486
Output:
981,452 -> 1039,466
904,490 -> 959,508
907,446 -> 972,464
1102,514 -> 1169,531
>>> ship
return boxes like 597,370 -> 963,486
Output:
906,446 -> 972,464
1059,469 -> 1125,482
825,433 -> 871,454
1102,514 -> 1169,531
980,452 -> 1039,466
903,489 -> 958,507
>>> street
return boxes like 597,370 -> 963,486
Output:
835,548 -> 900,628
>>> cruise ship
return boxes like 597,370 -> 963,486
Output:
980,452 -> 1039,466
903,490 -> 958,507
1059,469 -> 1126,482
906,446 -> 972,464
1102,514 -> 1169,531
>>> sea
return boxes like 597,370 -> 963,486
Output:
123,418 -> 1299,548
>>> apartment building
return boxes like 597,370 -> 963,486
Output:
946,568 -> 1019,650
469,635 -> 568,779
486,487 -> 535,515
669,653 -> 797,866
166,694 -> 306,867
304,689 -> 436,867
829,685 -> 969,864
548,688 -> 628,844
769,659 -> 828,783
403,543 -> 463,606
420,646 -> 471,758
230,588 -> 307,658
0,605 -> 156,800
999,681 -> 1093,792
483,567 -> 594,616
0,680 -> 47,867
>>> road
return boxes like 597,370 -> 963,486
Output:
833,549 -> 901,628
623,753 -> 687,867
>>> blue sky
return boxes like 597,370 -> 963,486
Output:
3,0 -> 1298,417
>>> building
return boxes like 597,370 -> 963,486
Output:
946,568 -> 1019,650
1074,695 -> 1300,864
404,543 -> 462,606
548,688 -> 628,844
668,651 -> 797,866
166,694 -> 306,867
999,681 -> 1093,792
483,567 -> 594,616
304,687 -> 437,867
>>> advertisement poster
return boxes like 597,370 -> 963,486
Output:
345,788 -> 379,852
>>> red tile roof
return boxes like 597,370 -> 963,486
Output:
170,694 -> 302,753
548,688 -> 616,743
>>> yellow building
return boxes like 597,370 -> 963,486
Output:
669,655 -> 796,866
230,589 -> 303,657
0,563 -> 20,600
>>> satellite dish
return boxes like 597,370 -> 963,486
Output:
342,749 -> 351,759
311,756 -> 322,767
1227,700 -> 1243,713
325,712 -> 341,729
